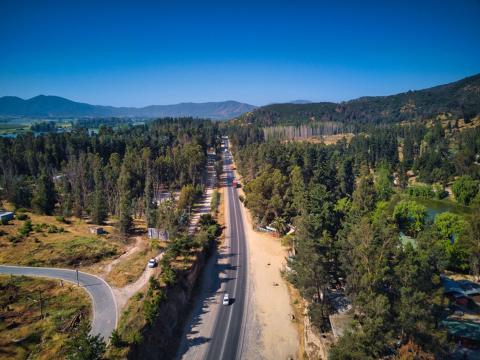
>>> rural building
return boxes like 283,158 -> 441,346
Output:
442,276 -> 480,350
89,226 -> 105,235
148,228 -> 169,241
0,211 -> 14,222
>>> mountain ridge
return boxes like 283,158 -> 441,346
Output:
0,95 -> 256,120
237,73 -> 480,126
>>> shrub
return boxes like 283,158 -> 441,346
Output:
452,176 -> 479,206
210,190 -> 220,213
199,214 -> 216,227
433,184 -> 448,200
56,215 -> 69,224
160,263 -> 176,287
8,235 -> 20,243
407,185 -> 434,198
110,329 -> 123,348
16,208 -> 28,213
47,224 -> 64,233
133,292 -> 144,301
150,240 -> 161,250
33,223 -> 46,232
16,213 -> 29,221
18,220 -> 33,236
126,330 -> 143,345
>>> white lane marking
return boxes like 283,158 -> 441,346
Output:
219,169 -> 242,359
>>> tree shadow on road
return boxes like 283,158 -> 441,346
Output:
175,248 -> 236,359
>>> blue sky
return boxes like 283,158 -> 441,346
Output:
0,0 -> 479,106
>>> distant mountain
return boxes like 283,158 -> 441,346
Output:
237,73 -> 480,126
0,95 -> 256,120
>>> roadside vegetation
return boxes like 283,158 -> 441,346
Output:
108,213 -> 222,358
228,115 -> 480,358
0,275 -> 91,360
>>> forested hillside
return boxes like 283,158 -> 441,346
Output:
236,73 -> 480,126
227,118 -> 480,358
0,118 -> 220,233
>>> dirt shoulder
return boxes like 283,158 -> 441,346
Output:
233,170 -> 300,358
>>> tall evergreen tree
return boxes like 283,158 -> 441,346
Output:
375,163 -> 393,201
90,157 -> 107,225
338,158 -> 355,197
118,163 -> 132,235
32,172 -> 56,215
144,159 -> 155,227
351,174 -> 377,217
289,165 -> 306,213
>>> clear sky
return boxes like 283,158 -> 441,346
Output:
1,0 -> 479,107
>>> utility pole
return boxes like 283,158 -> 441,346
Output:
76,269 -> 79,286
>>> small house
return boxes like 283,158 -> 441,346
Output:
89,227 -> 104,235
148,228 -> 169,241
0,211 -> 14,222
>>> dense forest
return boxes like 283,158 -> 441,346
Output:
236,73 -> 480,126
0,118 -> 220,234
227,119 -> 480,358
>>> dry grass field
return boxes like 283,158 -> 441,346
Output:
0,275 -> 91,360
0,206 -> 122,268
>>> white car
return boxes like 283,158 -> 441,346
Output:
222,293 -> 230,306
148,258 -> 157,268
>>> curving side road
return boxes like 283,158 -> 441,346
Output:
0,265 -> 117,339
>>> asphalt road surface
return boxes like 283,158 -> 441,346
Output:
205,146 -> 248,360
177,141 -> 249,360
0,265 -> 117,339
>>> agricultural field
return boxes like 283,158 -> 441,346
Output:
0,123 -> 29,135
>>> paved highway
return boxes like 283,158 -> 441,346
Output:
177,139 -> 248,360
204,144 -> 248,360
0,265 -> 117,339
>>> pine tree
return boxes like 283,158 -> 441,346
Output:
118,163 -> 132,235
64,321 -> 106,360
144,160 -> 154,227
91,169 -> 107,224
338,158 -> 355,197
375,163 -> 392,201
351,174 -> 377,217
289,165 -> 306,213
32,172 -> 56,215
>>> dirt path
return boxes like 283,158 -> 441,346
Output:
91,235 -> 162,312
102,236 -> 143,275
111,252 -> 163,311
